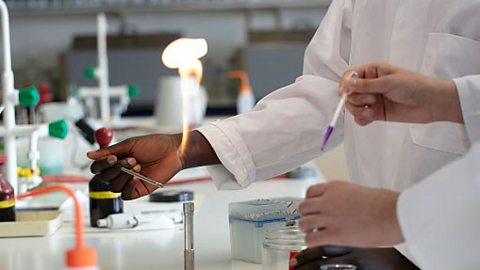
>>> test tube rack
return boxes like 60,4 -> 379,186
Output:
77,13 -> 138,123
0,0 -> 68,194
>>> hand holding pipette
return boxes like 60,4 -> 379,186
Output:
95,128 -> 164,189
87,133 -> 188,199
321,72 -> 359,151
87,131 -> 219,200
339,62 -> 463,126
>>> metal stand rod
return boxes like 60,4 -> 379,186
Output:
184,202 -> 194,270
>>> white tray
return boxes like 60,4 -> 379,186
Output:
0,210 -> 62,237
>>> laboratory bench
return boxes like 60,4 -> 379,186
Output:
0,166 -> 324,270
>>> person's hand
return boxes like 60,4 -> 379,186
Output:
87,133 -> 183,200
339,61 -> 463,126
87,130 -> 220,200
298,181 -> 403,247
291,246 -> 420,270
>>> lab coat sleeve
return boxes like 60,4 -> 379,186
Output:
397,143 -> 480,270
455,75 -> 480,144
197,0 -> 352,189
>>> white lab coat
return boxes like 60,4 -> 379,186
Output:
199,0 -> 479,191
398,144 -> 480,270
398,73 -> 480,267
395,75 -> 480,270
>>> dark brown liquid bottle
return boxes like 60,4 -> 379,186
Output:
89,128 -> 123,227
0,156 -> 15,222
89,174 -> 123,227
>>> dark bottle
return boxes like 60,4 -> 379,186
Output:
89,174 -> 123,227
89,127 -> 123,227
0,156 -> 15,222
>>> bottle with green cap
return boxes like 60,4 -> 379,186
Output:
19,86 -> 40,107
128,85 -> 139,98
49,120 -> 69,139
84,67 -> 97,80
0,156 -> 15,222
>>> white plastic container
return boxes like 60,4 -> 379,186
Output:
229,70 -> 256,114
237,91 -> 255,114
154,76 -> 207,130
228,197 -> 301,264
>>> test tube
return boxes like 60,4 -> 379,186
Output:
184,202 -> 194,270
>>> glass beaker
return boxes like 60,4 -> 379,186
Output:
320,264 -> 357,270
262,226 -> 306,270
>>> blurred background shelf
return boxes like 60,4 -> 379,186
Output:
7,0 -> 332,15
5,0 -> 332,117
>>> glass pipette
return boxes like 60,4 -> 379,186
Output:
321,72 -> 358,151
95,127 -> 165,189
117,165 -> 165,188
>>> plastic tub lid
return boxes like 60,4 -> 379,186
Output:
229,197 -> 302,222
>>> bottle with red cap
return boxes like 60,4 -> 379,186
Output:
0,156 -> 15,222
89,128 -> 123,227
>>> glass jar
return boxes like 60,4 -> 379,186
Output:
262,226 -> 305,270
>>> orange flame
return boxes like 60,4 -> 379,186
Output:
162,38 -> 208,155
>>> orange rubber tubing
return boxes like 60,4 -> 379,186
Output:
16,185 -> 84,249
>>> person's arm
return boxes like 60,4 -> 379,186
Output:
341,62 -> 480,145
198,0 -> 354,189
88,0 -> 355,195
87,131 -> 220,199
297,143 -> 480,269
338,62 -> 464,126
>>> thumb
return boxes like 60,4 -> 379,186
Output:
87,139 -> 135,160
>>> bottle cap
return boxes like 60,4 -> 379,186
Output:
128,85 -> 139,97
48,120 -> 68,139
66,247 -> 97,267
84,67 -> 96,79
95,127 -> 113,148
96,218 -> 108,228
19,86 -> 40,107
149,190 -> 194,203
